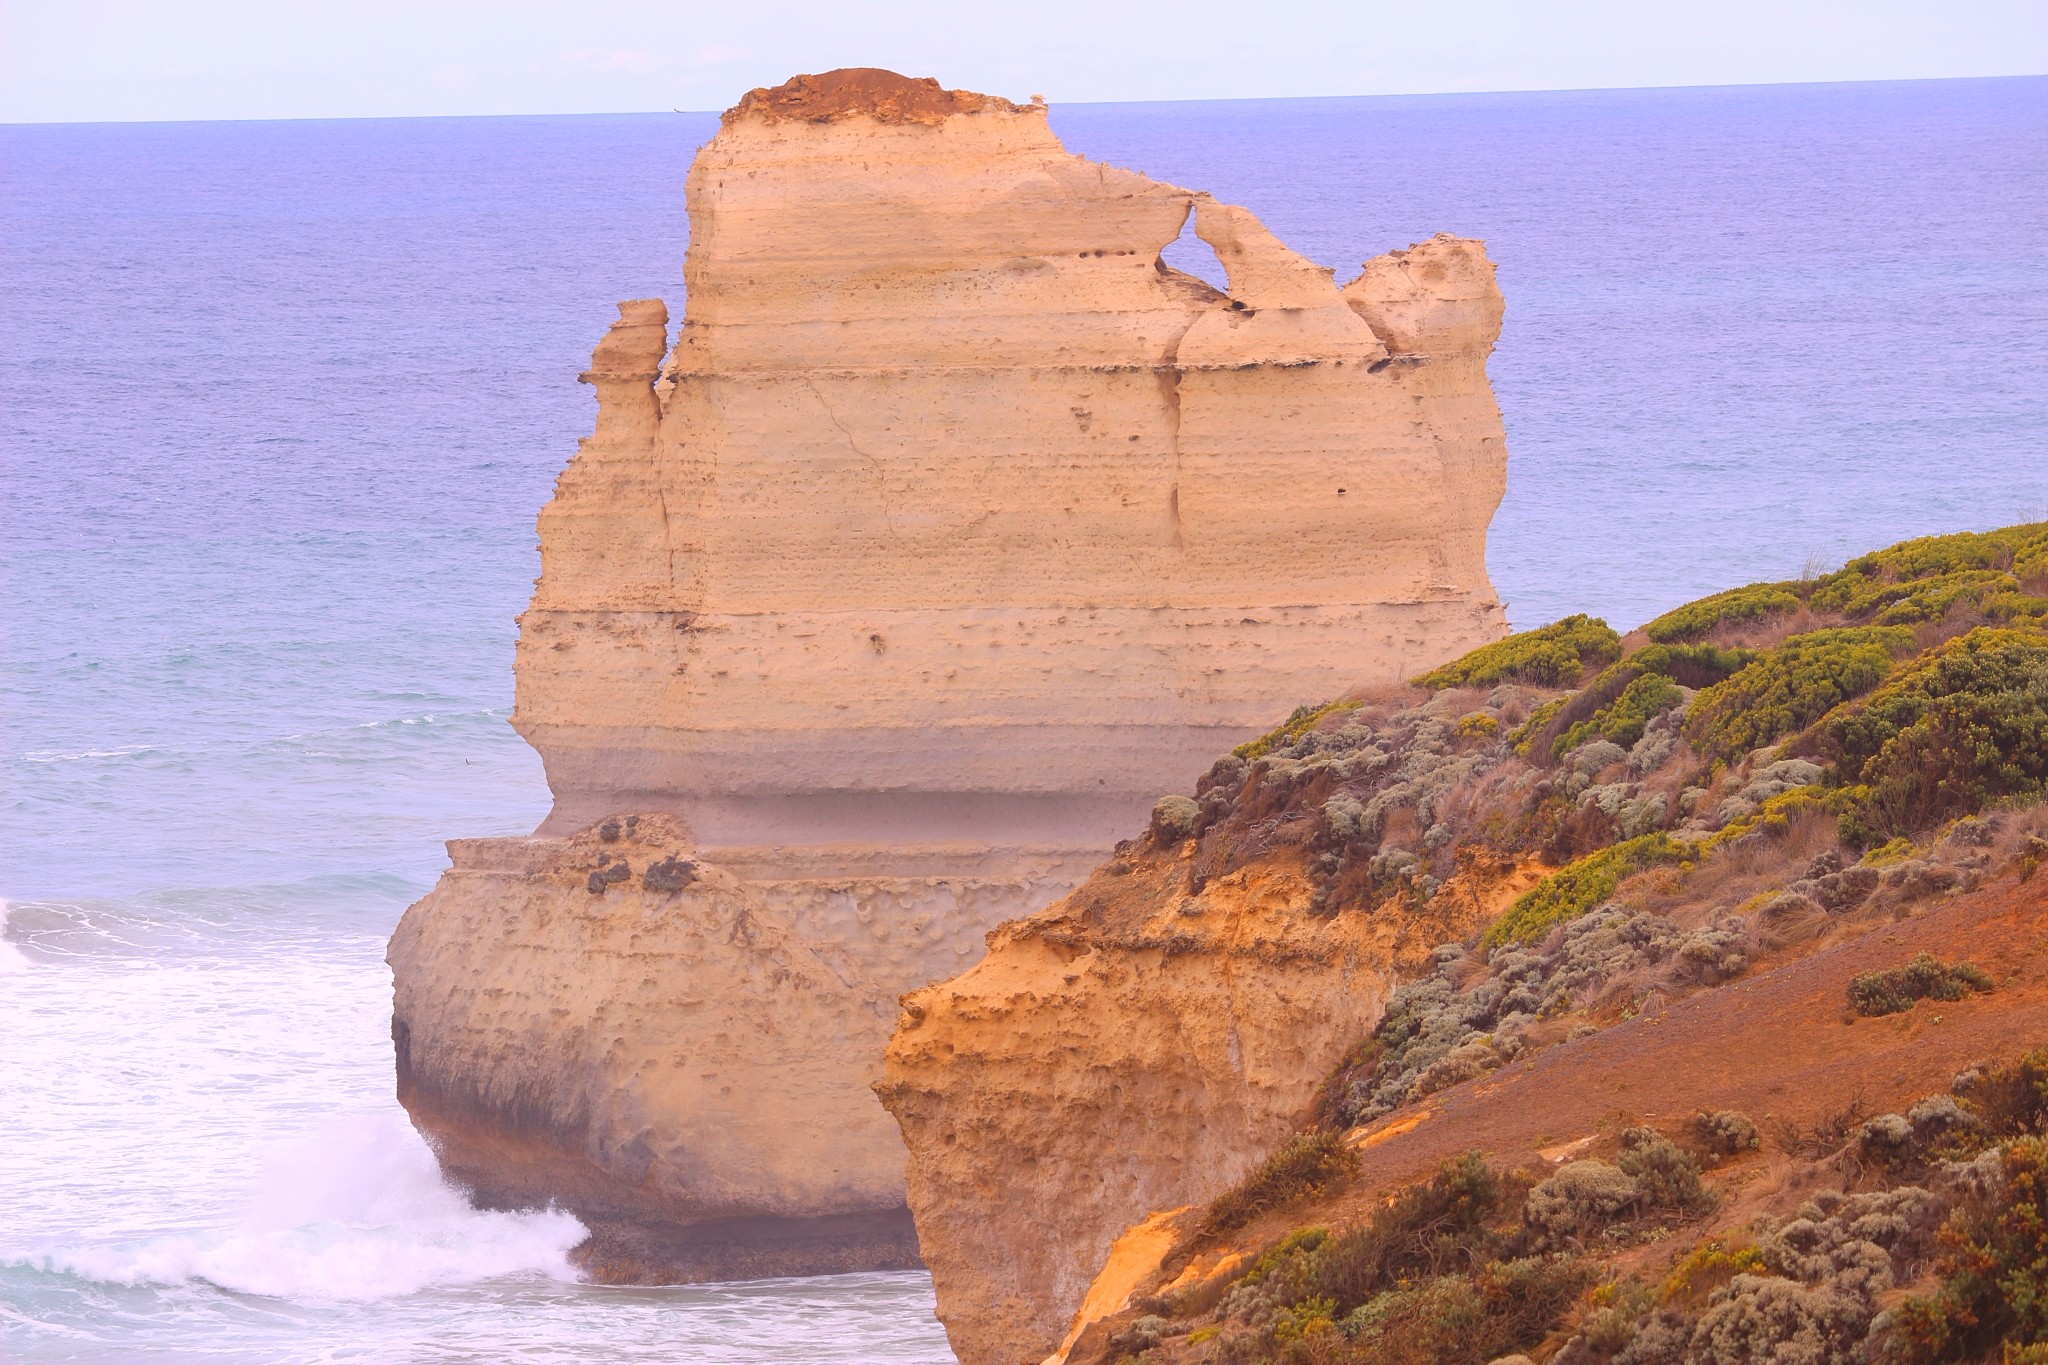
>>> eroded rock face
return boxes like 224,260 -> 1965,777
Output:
389,67 -> 1510,1283
877,836 -> 1535,1364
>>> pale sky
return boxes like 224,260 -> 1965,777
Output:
3,0 -> 2045,123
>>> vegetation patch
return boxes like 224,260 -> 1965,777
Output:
1686,626 -> 1916,761
1553,672 -> 1685,757
1630,641 -> 1759,688
1846,952 -> 1994,1017
1413,614 -> 1622,691
1203,1153 -> 1590,1365
1887,1136 -> 2048,1363
1643,581 -> 1804,643
1235,700 -> 1362,761
1484,833 -> 1694,947
1812,567 -> 2016,624
1699,784 -> 1838,853
1204,1132 -> 1358,1234
1827,523 -> 2048,585
1814,626 -> 2048,841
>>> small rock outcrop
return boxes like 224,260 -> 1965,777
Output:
389,67 -> 1512,1282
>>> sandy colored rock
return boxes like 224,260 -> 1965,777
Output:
390,67 -> 1511,1282
877,841 -> 1538,1363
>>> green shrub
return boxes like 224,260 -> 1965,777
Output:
1483,833 -> 1693,946
1815,626 -> 2048,838
1206,1155 -> 1587,1364
1510,696 -> 1568,756
1831,523 -> 2046,584
1846,953 -> 1994,1017
1553,673 -> 1685,757
1414,614 -> 1622,690
1308,1152 -> 1509,1306
1813,567 -> 2016,625
1699,785 -> 1839,853
1456,711 -> 1500,738
1692,1111 -> 1761,1157
1618,1127 -> 1717,1220
1335,1255 -> 1589,1365
1630,641 -> 1760,688
1987,590 -> 2048,624
1235,700 -> 1362,761
1206,1131 -> 1359,1233
1885,1136 -> 2048,1363
1644,582 -> 1804,643
1806,523 -> 2048,627
1686,626 -> 1916,761
1958,1047 -> 2048,1139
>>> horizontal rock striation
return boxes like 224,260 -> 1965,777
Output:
389,67 -> 1511,1283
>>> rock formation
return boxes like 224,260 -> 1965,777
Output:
877,752 -> 1540,1363
389,67 -> 1511,1282
876,521 -> 2048,1363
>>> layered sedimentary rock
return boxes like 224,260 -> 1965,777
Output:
389,67 -> 1510,1282
878,809 -> 1538,1364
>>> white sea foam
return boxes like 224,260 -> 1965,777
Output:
0,901 -> 30,974
38,1111 -> 584,1302
19,744 -> 161,764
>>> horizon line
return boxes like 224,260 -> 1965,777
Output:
4,69 -> 2041,130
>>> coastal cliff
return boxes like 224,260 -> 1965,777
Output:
878,522 -> 2048,1363
389,67 -> 1514,1280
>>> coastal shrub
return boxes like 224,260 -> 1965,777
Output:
1235,700 -> 1361,760
1804,522 -> 2048,624
1987,590 -> 2048,624
1332,1254 -> 1588,1364
1483,833 -> 1693,947
1631,641 -> 1759,689
1511,696 -> 1569,755
1151,794 -> 1201,841
1686,626 -> 1917,761
1523,1133 -> 1711,1249
642,855 -> 696,893
1553,673 -> 1685,757
1956,1048 -> 2048,1139
1456,710 -> 1501,738
1692,1111 -> 1761,1158
1206,1131 -> 1358,1233
1700,785 -> 1837,853
1337,900 -> 1719,1124
1313,1152 -> 1510,1303
586,858 -> 632,894
1213,1154 -> 1583,1364
1662,1240 -> 1767,1306
1828,523 -> 2046,586
1525,1160 -> 1641,1245
1414,614 -> 1623,690
1814,627 -> 2048,840
1846,953 -> 1994,1017
1812,567 -> 2017,624
1886,1137 -> 2048,1363
1644,582 -> 1805,643
1617,1128 -> 1717,1221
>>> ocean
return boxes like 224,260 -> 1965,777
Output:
2,75 -> 2043,1362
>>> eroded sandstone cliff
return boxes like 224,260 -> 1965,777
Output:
878,521 -> 2048,1363
389,66 -> 1512,1282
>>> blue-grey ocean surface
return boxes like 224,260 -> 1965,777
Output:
2,76 -> 2044,1362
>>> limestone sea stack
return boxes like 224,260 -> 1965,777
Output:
388,68 -> 1512,1282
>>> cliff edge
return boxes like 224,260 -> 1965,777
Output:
879,521 -> 2048,1363
389,67 -> 1512,1282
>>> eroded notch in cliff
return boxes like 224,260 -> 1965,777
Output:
1157,206 -> 1230,295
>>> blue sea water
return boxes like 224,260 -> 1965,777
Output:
1,76 -> 2043,1362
